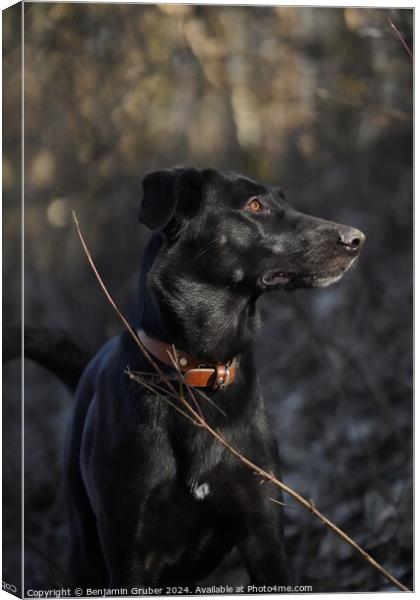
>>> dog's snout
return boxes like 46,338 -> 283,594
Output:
337,227 -> 365,252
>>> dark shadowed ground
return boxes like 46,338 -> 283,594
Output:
3,4 -> 412,593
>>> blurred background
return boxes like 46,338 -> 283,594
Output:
3,3 -> 412,593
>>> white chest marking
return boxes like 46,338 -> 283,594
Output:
193,482 -> 210,501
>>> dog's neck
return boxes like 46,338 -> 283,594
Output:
135,234 -> 261,363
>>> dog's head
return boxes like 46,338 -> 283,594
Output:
139,167 -> 365,292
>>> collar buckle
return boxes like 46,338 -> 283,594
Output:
213,363 -> 232,391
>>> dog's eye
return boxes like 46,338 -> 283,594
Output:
246,197 -> 264,213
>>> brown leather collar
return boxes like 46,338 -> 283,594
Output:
137,329 -> 237,390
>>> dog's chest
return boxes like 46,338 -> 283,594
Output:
137,474 -> 233,582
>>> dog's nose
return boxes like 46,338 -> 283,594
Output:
337,227 -> 365,253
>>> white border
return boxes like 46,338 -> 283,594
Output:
0,2 -> 414,600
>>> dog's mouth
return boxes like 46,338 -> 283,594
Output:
261,264 -> 355,290
261,271 -> 293,287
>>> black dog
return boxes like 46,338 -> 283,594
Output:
62,167 -> 364,590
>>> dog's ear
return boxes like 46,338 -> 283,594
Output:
139,168 -> 203,231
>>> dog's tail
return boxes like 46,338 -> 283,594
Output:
3,326 -> 90,392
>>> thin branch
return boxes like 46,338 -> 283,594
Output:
139,370 -> 410,592
73,212 -> 410,593
388,17 -> 413,61
72,211 -> 176,396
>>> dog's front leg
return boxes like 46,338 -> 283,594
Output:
237,494 -> 290,587
92,474 -> 182,590
96,517 -> 153,589
239,530 -> 290,587
108,554 -> 148,590
98,521 -> 189,589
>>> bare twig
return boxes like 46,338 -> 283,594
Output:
134,368 -> 410,591
72,211 -> 176,396
388,17 -> 413,61
132,368 -> 410,592
73,211 -> 410,592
